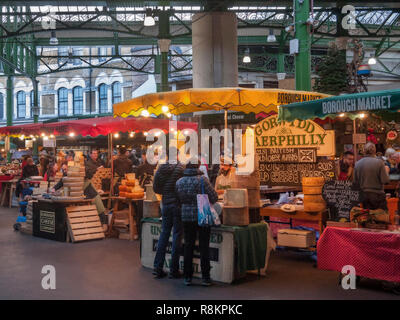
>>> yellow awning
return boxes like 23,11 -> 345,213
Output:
113,87 -> 331,118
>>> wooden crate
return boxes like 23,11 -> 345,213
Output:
66,205 -> 105,243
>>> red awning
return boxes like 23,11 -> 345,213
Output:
0,116 -> 198,137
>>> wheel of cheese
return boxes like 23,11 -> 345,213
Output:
63,177 -> 84,183
70,186 -> 83,192
119,185 -> 127,192
302,177 -> 325,187
126,181 -> 136,187
63,182 -> 84,188
119,192 -> 127,197
127,192 -> 144,199
67,172 -> 81,177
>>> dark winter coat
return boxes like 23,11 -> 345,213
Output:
175,168 -> 218,222
153,161 -> 185,205
85,158 -> 103,180
113,154 -> 133,177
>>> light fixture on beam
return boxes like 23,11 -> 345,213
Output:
267,29 -> 276,43
49,30 -> 58,45
243,48 -> 251,63
368,55 -> 377,65
144,8 -> 155,26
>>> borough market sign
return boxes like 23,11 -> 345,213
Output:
255,114 -> 335,156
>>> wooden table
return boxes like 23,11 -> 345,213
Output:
109,196 -> 144,240
260,204 -> 327,235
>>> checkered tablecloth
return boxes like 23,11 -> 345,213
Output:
317,227 -> 400,282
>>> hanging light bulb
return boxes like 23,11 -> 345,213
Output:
50,134 -> 55,138
339,113 -> 345,117
41,133 -> 45,137
129,132 -> 135,137
69,132 -> 75,137
243,48 -> 251,63
144,8 -> 155,27
359,113 -> 366,119
267,29 -> 276,43
114,133 -> 119,138
368,56 -> 377,65
32,138 -> 36,141
143,131 -> 148,136
161,105 -> 169,113
43,136 -> 49,141
141,109 -> 150,117
166,112 -> 172,118
49,30 -> 58,45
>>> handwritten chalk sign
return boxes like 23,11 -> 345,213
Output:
258,159 -> 336,186
322,180 -> 362,220
256,148 -> 316,163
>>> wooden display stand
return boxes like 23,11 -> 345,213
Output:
66,205 -> 105,242
108,196 -> 143,240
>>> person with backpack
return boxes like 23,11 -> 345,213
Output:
152,147 -> 185,279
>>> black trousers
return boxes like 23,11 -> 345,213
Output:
183,221 -> 211,279
362,192 -> 388,211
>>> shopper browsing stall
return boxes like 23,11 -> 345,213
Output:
175,159 -> 218,287
353,142 -> 390,210
152,147 -> 185,279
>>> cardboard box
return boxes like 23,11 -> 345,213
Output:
277,229 -> 316,248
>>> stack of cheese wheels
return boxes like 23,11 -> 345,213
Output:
302,177 -> 326,212
123,174 -> 144,199
64,158 -> 85,198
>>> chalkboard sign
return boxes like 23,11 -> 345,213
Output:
256,148 -> 316,163
322,180 -> 362,221
258,159 -> 336,186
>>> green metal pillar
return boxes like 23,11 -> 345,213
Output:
32,78 -> 39,161
158,11 -> 171,92
6,76 -> 13,162
294,0 -> 311,91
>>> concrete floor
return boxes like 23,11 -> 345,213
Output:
0,207 -> 398,300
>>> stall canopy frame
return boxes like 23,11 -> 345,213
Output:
0,116 -> 198,137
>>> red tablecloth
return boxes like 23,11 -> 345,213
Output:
0,175 -> 15,193
318,227 -> 400,282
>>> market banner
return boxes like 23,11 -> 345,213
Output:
278,89 -> 400,122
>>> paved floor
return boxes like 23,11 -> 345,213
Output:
0,207 -> 398,300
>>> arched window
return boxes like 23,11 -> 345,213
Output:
0,93 -> 4,119
73,86 -> 83,115
112,81 -> 121,104
30,90 -> 34,118
98,83 -> 108,114
17,91 -> 26,118
58,87 -> 68,116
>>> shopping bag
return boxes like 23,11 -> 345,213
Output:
197,177 -> 220,227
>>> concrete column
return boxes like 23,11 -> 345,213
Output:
192,12 -> 238,88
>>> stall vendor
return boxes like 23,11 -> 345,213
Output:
384,149 -> 400,175
136,150 -> 156,187
336,151 -> 355,181
215,156 -> 236,194
84,149 -> 108,230
113,146 -> 133,178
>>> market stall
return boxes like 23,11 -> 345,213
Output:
113,87 -> 330,280
278,89 -> 400,287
